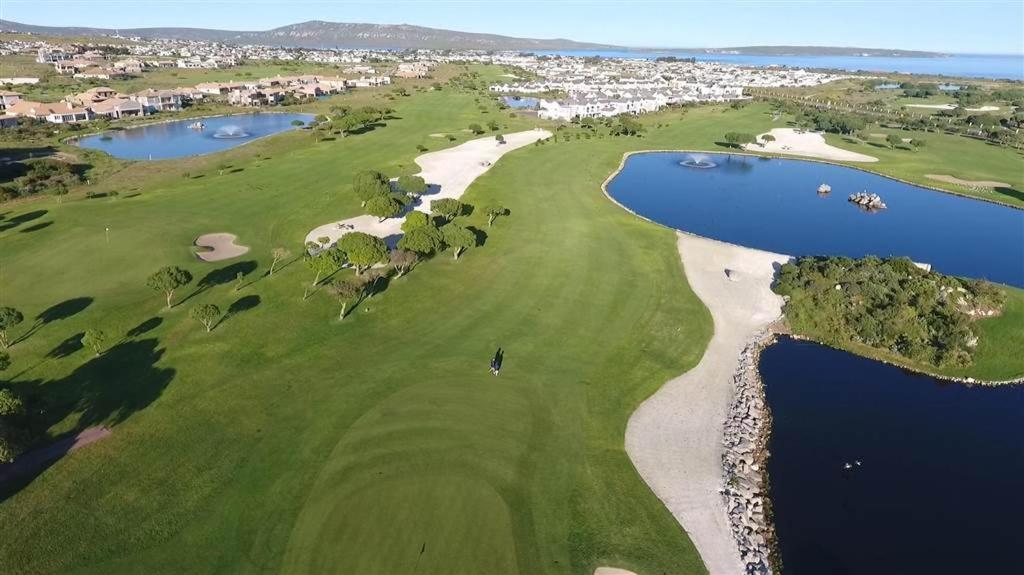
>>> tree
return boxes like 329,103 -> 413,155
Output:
483,204 -> 507,227
611,115 -> 643,136
431,198 -> 464,222
147,266 -> 193,309
82,328 -> 106,356
760,134 -> 776,146
0,388 -> 22,416
910,138 -> 926,151
365,194 -> 403,222
0,352 -> 9,372
190,304 -> 221,332
328,279 -> 364,320
270,247 -> 291,276
495,134 -> 506,144
397,225 -> 443,256
305,248 -> 341,289
487,120 -> 500,131
396,175 -> 428,196
0,307 -> 24,349
389,249 -> 418,276
468,123 -> 484,135
338,232 -> 388,275
402,210 -> 432,232
353,170 -> 391,206
442,222 -> 476,260
886,133 -> 902,149
724,132 -> 756,148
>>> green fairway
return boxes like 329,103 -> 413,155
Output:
1,83 -> 1020,574
1,85 -> 754,574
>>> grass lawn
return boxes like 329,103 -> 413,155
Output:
0,86 -> 782,575
0,87 -> 1019,573
823,129 -> 1024,207
825,287 -> 1024,382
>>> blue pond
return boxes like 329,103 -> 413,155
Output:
761,337 -> 1024,575
608,151 -> 1024,573
606,152 -> 1024,288
502,96 -> 540,109
76,113 -> 315,160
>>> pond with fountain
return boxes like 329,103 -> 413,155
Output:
608,150 -> 1024,574
76,112 -> 315,160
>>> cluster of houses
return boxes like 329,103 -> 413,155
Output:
0,71 -> 396,125
486,54 -> 850,121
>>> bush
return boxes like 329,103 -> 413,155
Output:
774,256 -> 1004,369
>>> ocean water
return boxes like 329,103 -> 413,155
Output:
534,50 -> 1024,80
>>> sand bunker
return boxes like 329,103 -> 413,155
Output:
926,174 -> 1011,189
594,568 -> 638,575
905,104 -> 1000,112
746,128 -> 878,163
626,233 -> 790,575
305,129 -> 551,248
195,233 -> 250,262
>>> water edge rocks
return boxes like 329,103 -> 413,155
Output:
722,329 -> 778,575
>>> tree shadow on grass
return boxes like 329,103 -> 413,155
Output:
216,295 -> 261,330
38,297 -> 93,325
0,338 -> 174,501
0,210 -> 47,232
468,226 -> 487,248
46,332 -> 84,359
19,221 -> 52,234
125,317 -> 162,339
993,187 -> 1024,203
12,297 -> 93,346
183,261 -> 258,303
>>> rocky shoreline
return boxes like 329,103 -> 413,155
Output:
721,329 -> 778,575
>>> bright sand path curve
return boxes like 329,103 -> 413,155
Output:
626,232 -> 790,575
305,129 -> 551,247
746,128 -> 878,163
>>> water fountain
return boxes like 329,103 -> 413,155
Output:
679,153 -> 717,169
212,125 -> 251,139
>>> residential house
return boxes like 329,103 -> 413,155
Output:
7,100 -> 93,123
71,86 -> 120,106
0,90 -> 22,111
90,97 -> 145,119
131,89 -> 184,112
36,48 -> 69,63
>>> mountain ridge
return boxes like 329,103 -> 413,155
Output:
0,19 -> 621,50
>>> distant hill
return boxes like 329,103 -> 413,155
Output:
0,19 -> 621,51
704,45 -> 947,58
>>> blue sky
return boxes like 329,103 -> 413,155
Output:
3,1 -> 1022,54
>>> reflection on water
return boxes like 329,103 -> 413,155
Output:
77,113 -> 314,160
606,152 -> 1024,288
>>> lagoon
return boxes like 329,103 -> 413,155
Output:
606,152 -> 1024,288
536,51 -> 1024,80
761,337 -> 1024,574
76,112 -> 315,160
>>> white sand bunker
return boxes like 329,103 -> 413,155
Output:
905,103 -> 1000,112
746,128 -> 878,163
627,233 -> 790,575
594,568 -> 638,575
195,233 -> 250,262
926,174 -> 1011,189
305,129 -> 551,249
